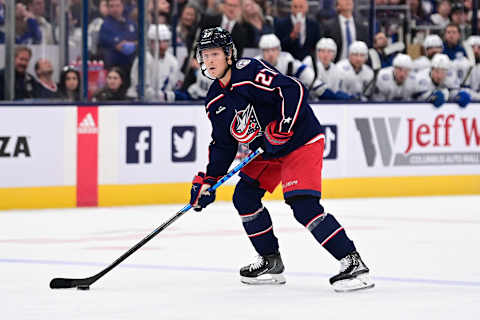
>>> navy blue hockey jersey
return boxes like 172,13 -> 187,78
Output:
204,58 -> 324,179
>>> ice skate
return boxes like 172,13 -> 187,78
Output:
329,251 -> 374,292
240,252 -> 286,285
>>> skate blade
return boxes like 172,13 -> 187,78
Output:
332,273 -> 375,292
241,273 -> 286,285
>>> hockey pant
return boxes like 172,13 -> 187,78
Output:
233,178 -> 356,260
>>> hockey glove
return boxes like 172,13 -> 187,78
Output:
263,120 -> 294,156
455,90 -> 471,108
190,172 -> 217,212
429,90 -> 445,108
334,90 -> 354,100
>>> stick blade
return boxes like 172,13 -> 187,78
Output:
50,278 -> 80,289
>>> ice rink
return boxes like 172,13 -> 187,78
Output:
1,195 -> 479,320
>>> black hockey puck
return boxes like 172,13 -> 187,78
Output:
77,285 -> 90,290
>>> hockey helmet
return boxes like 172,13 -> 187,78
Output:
393,54 -> 413,69
316,38 -> 337,55
467,35 -> 480,47
431,53 -> 451,70
196,27 -> 237,64
349,41 -> 368,55
148,24 -> 171,41
259,34 -> 281,50
423,35 -> 443,49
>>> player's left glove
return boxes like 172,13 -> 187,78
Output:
263,120 -> 293,156
455,90 -> 471,108
190,172 -> 218,212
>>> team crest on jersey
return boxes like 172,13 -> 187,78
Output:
236,59 -> 251,69
230,104 -> 261,143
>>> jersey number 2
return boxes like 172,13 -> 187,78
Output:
254,70 -> 274,86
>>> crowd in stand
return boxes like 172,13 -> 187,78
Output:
0,0 -> 479,108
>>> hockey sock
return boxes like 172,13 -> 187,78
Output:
287,197 -> 356,260
234,179 -> 279,255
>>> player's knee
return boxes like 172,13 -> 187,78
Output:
233,178 -> 266,214
286,196 -> 325,226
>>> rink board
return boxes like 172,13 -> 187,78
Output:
0,103 -> 479,209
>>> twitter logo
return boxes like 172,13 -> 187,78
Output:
171,126 -> 196,162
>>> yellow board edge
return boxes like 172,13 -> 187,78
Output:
0,186 -> 76,210
98,175 -> 480,207
0,176 -> 478,210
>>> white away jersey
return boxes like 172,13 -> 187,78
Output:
303,56 -> 340,92
336,59 -> 374,97
372,66 -> 417,101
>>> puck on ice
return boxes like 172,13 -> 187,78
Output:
77,285 -> 90,290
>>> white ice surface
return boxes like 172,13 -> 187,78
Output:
1,195 -> 479,320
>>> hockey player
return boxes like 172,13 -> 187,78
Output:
303,38 -> 340,92
189,27 -> 374,292
413,53 -> 471,108
336,41 -> 374,99
257,34 -> 351,100
412,34 -> 444,72
128,24 -> 181,101
372,54 -> 416,101
464,36 -> 480,100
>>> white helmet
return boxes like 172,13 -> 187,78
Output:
259,34 -> 281,49
393,54 -> 413,69
349,41 -> 368,55
423,35 -> 443,49
467,35 -> 480,47
148,24 -> 171,41
316,38 -> 337,55
431,53 -> 451,70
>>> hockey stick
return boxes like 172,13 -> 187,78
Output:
49,147 -> 264,290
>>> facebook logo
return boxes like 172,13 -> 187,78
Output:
126,126 -> 152,164
323,125 -> 337,160
172,126 -> 196,162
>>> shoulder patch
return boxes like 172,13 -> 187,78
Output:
381,73 -> 390,81
419,79 -> 427,86
236,59 -> 251,69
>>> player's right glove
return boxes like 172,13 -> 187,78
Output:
429,90 -> 445,108
190,172 -> 217,212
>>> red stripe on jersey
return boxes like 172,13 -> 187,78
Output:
206,94 -> 225,111
284,77 -> 304,133
305,134 -> 325,145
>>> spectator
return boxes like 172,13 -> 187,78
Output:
0,46 -> 40,100
336,41 -> 374,99
200,0 -> 250,57
34,58 -> 59,99
443,23 -> 467,60
408,0 -> 429,25
89,0 -> 109,57
430,0 -> 451,28
147,0 -> 171,24
450,2 -> 471,39
98,0 -> 138,72
128,24 -> 181,101
241,0 -> 274,47
274,0 -> 321,61
58,66 -> 81,102
316,0 -> 337,22
413,34 -> 444,71
368,32 -> 404,69
372,54 -> 416,101
321,0 -> 370,62
93,66 -> 129,101
27,0 -> 55,44
303,38 -> 340,92
176,4 -> 199,52
10,2 -> 42,45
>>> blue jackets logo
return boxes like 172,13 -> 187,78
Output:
172,126 -> 196,162
126,127 -> 152,164
323,125 -> 337,159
